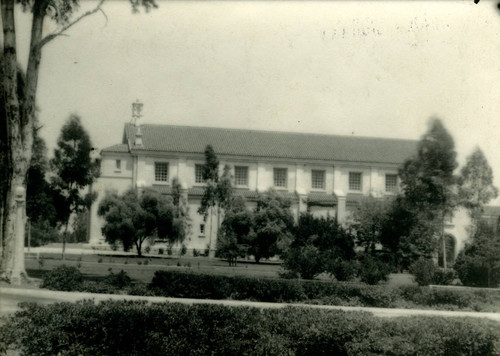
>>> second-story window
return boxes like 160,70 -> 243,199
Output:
274,168 -> 287,188
195,164 -> 204,183
234,166 -> 249,186
311,170 -> 325,190
349,172 -> 362,191
115,159 -> 121,170
385,174 -> 398,193
155,162 -> 169,182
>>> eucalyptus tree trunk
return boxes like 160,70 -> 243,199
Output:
0,0 -> 46,283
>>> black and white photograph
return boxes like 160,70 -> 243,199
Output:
1,0 -> 499,354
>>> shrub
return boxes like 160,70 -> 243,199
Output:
41,265 -> 83,291
103,270 -> 132,289
432,268 -> 457,285
409,257 -> 437,286
326,257 -> 358,281
1,301 -> 498,356
357,254 -> 391,285
282,244 -> 324,280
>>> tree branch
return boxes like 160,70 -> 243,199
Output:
39,0 -> 106,49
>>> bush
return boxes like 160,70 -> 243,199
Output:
326,257 -> 358,281
103,270 -> 132,289
432,268 -> 457,285
41,265 -> 83,291
357,254 -> 391,285
410,258 -> 458,286
409,257 -> 437,286
282,245 -> 324,280
1,301 -> 498,356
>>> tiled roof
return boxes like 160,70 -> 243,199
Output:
124,124 -> 417,164
101,143 -> 129,153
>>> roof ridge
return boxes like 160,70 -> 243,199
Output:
131,122 -> 417,143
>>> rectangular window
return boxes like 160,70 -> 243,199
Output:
195,164 -> 204,183
115,160 -> 121,170
385,174 -> 398,192
311,170 -> 325,189
274,168 -> 288,188
349,172 -> 362,191
155,162 -> 169,182
200,224 -> 205,234
234,166 -> 249,186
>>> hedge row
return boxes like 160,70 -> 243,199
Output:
1,301 -> 498,356
149,270 -> 500,311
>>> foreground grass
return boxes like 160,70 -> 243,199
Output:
1,300 -> 499,356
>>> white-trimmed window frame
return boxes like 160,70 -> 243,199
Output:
348,172 -> 362,192
234,166 -> 249,187
385,173 -> 398,193
311,169 -> 326,190
273,167 -> 288,188
154,161 -> 169,183
195,164 -> 205,184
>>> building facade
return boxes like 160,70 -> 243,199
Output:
89,119 -> 475,258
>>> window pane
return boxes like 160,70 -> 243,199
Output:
116,160 -> 121,170
274,168 -> 287,188
234,166 -> 248,186
195,164 -> 204,183
385,174 -> 397,192
311,170 -> 325,189
349,172 -> 362,191
155,162 -> 169,182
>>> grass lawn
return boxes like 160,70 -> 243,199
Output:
25,252 -> 286,284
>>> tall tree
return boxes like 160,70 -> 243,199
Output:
216,196 -> 254,266
1,0 -> 156,283
197,145 -> 233,255
250,190 -> 294,263
458,147 -> 498,223
398,118 -> 458,268
170,178 -> 191,246
50,115 -> 99,258
98,188 -> 177,257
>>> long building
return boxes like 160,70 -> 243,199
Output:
89,109 -> 475,259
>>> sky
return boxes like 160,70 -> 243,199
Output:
7,0 -> 500,203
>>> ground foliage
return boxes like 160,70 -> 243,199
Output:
1,301 -> 499,356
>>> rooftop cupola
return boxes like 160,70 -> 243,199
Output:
131,99 -> 143,126
132,100 -> 144,147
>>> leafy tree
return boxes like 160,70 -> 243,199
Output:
216,197 -> 254,266
347,196 -> 392,253
1,0 -> 155,283
454,219 -> 500,288
197,145 -> 233,254
379,196 -> 438,270
171,178 -> 191,245
458,147 -> 498,224
249,191 -> 294,263
284,213 -> 355,279
398,119 -> 458,268
50,115 -> 99,258
98,189 -> 177,256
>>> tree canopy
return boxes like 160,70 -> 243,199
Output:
50,115 -> 99,257
1,0 -> 157,283
458,147 -> 498,221
98,188 -> 178,256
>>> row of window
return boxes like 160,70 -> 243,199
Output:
154,162 -> 398,193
